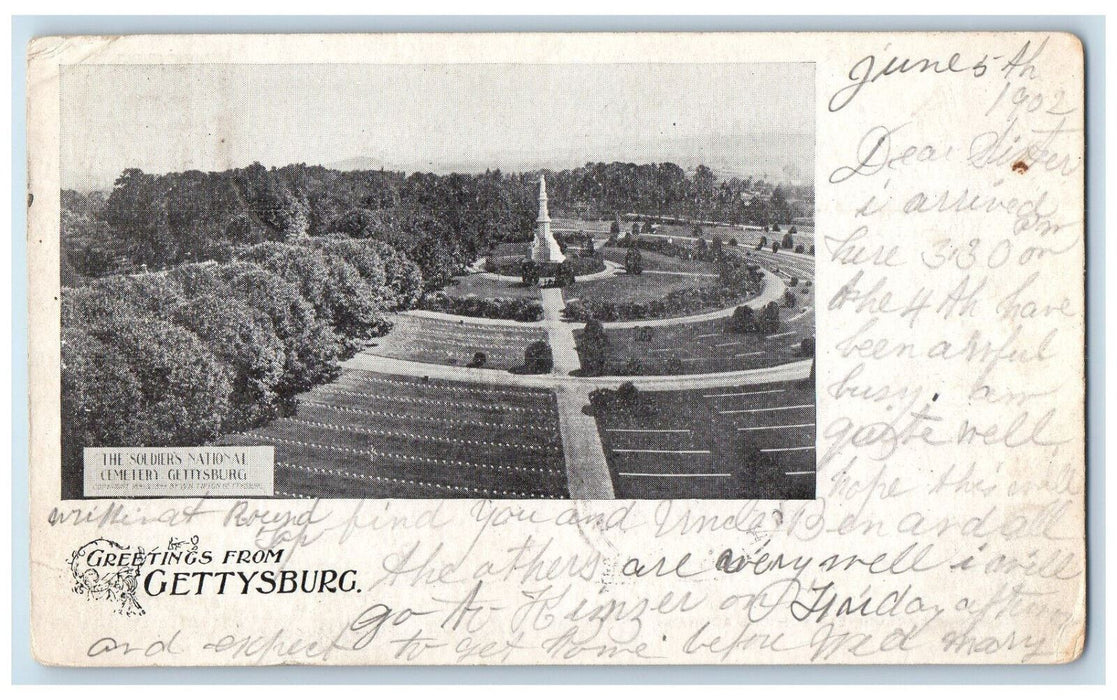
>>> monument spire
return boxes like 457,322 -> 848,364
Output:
530,175 -> 565,263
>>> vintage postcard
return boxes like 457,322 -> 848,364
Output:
26,32 -> 1085,665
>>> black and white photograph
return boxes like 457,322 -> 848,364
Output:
25,27 -> 1091,672
59,61 -> 817,500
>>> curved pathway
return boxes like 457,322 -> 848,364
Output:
474,259 -> 624,283
347,254 -> 811,499
404,266 -> 786,330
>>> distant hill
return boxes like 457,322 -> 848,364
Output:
328,131 -> 813,184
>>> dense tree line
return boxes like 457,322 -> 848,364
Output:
59,235 -> 412,497
61,161 -> 811,284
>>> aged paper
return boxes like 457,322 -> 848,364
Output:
27,32 -> 1085,665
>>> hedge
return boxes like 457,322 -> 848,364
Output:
419,292 -> 544,322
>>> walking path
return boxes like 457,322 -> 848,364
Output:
554,386 -> 615,499
341,254 -> 810,500
538,287 -> 613,498
342,353 -> 812,391
474,259 -> 624,283
540,287 -> 580,375
405,267 -> 786,331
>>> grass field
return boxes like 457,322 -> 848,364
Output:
368,314 -> 546,370
574,296 -> 814,375
222,370 -> 568,499
562,270 -> 713,307
593,379 -> 815,499
644,223 -> 815,253
599,246 -> 719,275
551,218 -> 612,235
442,273 -> 541,300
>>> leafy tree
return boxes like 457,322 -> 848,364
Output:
311,235 -> 388,300
772,241 -> 781,254
800,336 -> 816,357
368,241 -> 423,310
61,327 -> 146,497
782,232 -> 794,249
624,246 -> 643,275
521,260 -> 540,286
760,301 -> 781,333
78,305 -> 234,448
218,262 -> 340,396
579,320 -> 610,375
170,293 -> 287,431
710,236 -> 724,257
554,261 -> 575,287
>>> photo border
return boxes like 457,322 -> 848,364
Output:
10,14 -> 1105,685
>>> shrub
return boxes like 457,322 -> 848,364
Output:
664,356 -> 684,374
524,341 -> 554,373
564,281 -> 761,323
760,301 -> 781,334
521,259 -> 540,286
616,381 -> 639,407
729,305 -> 756,333
771,242 -> 781,253
784,290 -> 797,308
619,357 -> 644,375
579,320 -> 610,376
468,352 -> 487,368
554,261 -> 576,287
799,336 -> 816,357
727,237 -> 738,247
566,253 -> 605,277
789,276 -> 799,287
589,382 -> 641,413
795,244 -> 805,254
624,246 -> 643,275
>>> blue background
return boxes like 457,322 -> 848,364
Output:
10,14 -> 1105,684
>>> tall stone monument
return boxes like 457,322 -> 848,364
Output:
530,175 -> 565,264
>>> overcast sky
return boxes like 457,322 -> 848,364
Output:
60,62 -> 814,191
